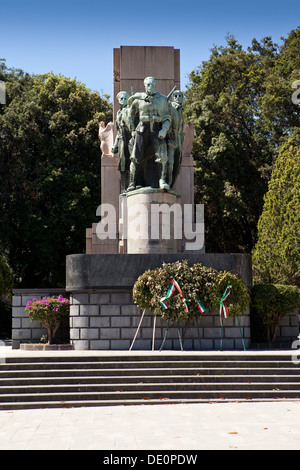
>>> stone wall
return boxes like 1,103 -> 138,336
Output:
11,285 -> 299,350
66,252 -> 253,350
276,309 -> 299,343
69,289 -> 250,351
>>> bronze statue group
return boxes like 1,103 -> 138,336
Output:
111,77 -> 185,193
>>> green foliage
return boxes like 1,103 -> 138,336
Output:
184,28 -> 300,253
252,131 -> 300,287
210,270 -> 251,318
184,35 -> 276,253
0,299 -> 12,339
25,295 -> 69,344
0,59 -> 112,288
259,28 -> 300,142
251,284 -> 300,342
132,260 -> 249,324
0,254 -> 13,297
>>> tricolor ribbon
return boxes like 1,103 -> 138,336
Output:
219,285 -> 232,323
196,300 -> 206,314
160,277 -> 189,313
159,277 -> 206,315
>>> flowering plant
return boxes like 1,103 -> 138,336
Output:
25,295 -> 69,344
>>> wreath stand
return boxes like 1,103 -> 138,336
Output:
129,309 -> 146,351
220,314 -> 246,351
181,316 -> 202,350
129,309 -> 159,351
159,317 -> 183,351
129,310 -> 185,352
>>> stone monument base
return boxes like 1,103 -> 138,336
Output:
66,253 -> 252,351
125,188 -> 181,254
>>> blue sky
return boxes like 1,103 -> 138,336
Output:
1,0 -> 300,99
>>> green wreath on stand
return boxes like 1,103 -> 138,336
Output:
210,271 -> 251,350
131,260 -> 250,351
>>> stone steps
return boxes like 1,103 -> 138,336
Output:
1,374 -> 300,385
0,368 -> 299,378
2,380 -> 300,393
0,353 -> 299,409
0,360 -> 296,369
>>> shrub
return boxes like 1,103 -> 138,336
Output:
251,284 -> 300,342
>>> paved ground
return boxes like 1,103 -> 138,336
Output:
1,400 -> 300,450
1,346 -> 300,451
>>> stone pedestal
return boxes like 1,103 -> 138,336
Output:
66,253 -> 253,351
125,189 -> 181,254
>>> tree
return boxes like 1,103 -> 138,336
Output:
0,253 -> 13,297
0,60 -> 112,287
259,28 -> 300,143
0,250 -> 13,340
252,131 -> 300,287
184,29 -> 300,253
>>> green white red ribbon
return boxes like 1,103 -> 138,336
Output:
160,277 -> 189,312
159,277 -> 206,314
219,285 -> 232,322
196,300 -> 206,314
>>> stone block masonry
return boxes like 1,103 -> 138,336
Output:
11,285 -> 298,350
68,289 -> 251,351
65,252 -> 254,350
10,249 -> 298,351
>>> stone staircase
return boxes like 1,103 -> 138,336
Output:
0,353 -> 300,410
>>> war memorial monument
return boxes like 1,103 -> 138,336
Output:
65,46 -> 252,350
12,46 -> 257,350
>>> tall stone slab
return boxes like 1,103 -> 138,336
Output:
87,45 -> 197,255
113,46 -> 180,122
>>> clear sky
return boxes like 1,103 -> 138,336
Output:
1,0 -> 300,99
